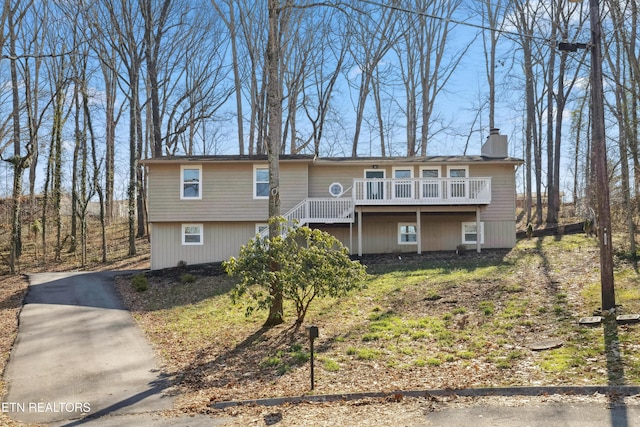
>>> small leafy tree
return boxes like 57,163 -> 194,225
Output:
224,219 -> 367,327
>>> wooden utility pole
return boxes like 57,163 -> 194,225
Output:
588,0 -> 615,311
566,0 -> 615,311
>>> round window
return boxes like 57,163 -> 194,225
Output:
329,182 -> 343,197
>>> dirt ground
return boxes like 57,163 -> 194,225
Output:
3,232 -> 640,426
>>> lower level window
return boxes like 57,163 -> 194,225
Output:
398,223 -> 417,244
182,224 -> 203,245
462,222 -> 484,244
255,223 -> 268,236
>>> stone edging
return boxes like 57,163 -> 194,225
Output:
212,385 -> 640,409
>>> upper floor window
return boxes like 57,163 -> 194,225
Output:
420,167 -> 441,199
393,167 -> 413,199
329,182 -> 344,197
181,165 -> 202,199
447,165 -> 469,199
254,166 -> 269,199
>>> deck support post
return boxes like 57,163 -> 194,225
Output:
416,207 -> 422,254
357,208 -> 363,257
476,206 -> 481,254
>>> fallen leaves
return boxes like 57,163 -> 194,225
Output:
114,235 -> 640,424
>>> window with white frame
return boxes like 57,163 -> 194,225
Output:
365,169 -> 385,200
398,223 -> 418,244
447,165 -> 469,199
181,165 -> 202,199
393,167 -> 413,199
461,222 -> 484,245
420,167 -> 441,198
182,224 -> 203,245
254,166 -> 269,198
255,223 -> 268,236
329,182 -> 344,197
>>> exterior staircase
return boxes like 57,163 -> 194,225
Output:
258,197 -> 354,239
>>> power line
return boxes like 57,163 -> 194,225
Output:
355,0 -> 554,45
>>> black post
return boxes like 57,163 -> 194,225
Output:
309,326 -> 318,390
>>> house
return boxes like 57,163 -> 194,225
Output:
142,130 -> 523,270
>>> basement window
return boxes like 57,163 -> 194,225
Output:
182,224 -> 203,245
398,223 -> 417,245
462,222 -> 484,245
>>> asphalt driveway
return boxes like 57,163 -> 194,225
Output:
4,271 -> 178,425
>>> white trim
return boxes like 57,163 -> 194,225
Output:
420,166 -> 441,178
253,165 -> 269,199
364,168 -> 386,178
420,167 -> 441,199
447,165 -> 469,199
461,222 -> 484,245
398,222 -> 418,245
392,167 -> 413,199
255,223 -> 268,235
182,223 -> 204,245
180,165 -> 202,199
329,182 -> 344,197
364,169 -> 385,200
447,165 -> 468,177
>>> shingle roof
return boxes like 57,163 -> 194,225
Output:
141,154 -> 523,165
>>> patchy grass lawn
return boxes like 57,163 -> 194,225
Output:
116,234 -> 640,414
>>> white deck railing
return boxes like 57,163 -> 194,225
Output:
258,197 -> 355,238
353,177 -> 492,205
257,177 -> 491,239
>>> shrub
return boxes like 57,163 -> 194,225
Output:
181,273 -> 197,284
131,274 -> 149,292
322,358 -> 340,372
224,218 -> 368,326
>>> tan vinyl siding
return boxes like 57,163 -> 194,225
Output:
483,220 -> 517,248
308,164 -> 373,198
470,164 -> 517,221
150,222 -> 260,270
147,157 -> 519,269
147,162 -> 308,222
316,213 -> 516,256
309,163 -> 517,219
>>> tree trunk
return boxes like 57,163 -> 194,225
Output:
545,4 -> 557,226
264,0 -> 283,327
84,76 -> 108,263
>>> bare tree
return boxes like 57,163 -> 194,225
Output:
508,0 -> 544,225
211,0 -> 246,154
346,2 -> 398,157
160,3 -> 233,155
546,0 -> 587,226
604,0 -> 638,267
263,0 -> 286,326
140,0 -> 172,157
87,0 -> 145,253
476,0 -> 506,130
3,0 -> 37,273
302,11 -> 347,156
393,0 -> 469,156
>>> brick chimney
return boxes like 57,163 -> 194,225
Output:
481,128 -> 508,158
